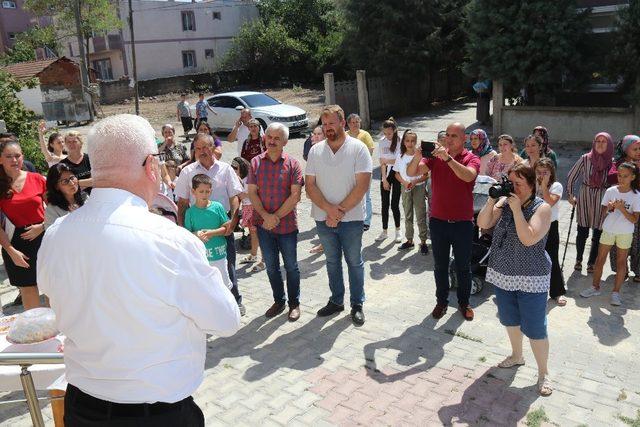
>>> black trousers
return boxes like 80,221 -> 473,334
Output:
64,384 -> 204,427
576,225 -> 602,266
547,221 -> 566,298
381,169 -> 401,229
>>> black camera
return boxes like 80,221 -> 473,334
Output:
421,140 -> 436,158
488,175 -> 514,199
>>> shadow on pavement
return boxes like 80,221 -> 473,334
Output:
438,366 -> 540,426
242,315 -> 351,382
362,314 -> 464,383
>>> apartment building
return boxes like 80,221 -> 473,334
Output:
0,0 -> 50,53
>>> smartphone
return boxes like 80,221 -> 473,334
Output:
421,140 -> 436,158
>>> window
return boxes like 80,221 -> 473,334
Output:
209,96 -> 242,109
181,11 -> 196,31
182,50 -> 196,68
205,49 -> 214,59
93,58 -> 114,80
212,11 -> 221,20
7,32 -> 16,41
2,1 -> 16,9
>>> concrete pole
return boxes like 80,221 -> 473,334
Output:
492,80 -> 504,136
323,73 -> 335,105
128,0 -> 140,115
356,70 -> 370,130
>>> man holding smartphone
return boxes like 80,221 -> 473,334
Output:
407,123 -> 480,321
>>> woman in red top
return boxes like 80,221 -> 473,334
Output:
0,140 -> 46,309
240,119 -> 266,162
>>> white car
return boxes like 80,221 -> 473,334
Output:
192,91 -> 309,134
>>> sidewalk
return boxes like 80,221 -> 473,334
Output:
1,103 -> 639,426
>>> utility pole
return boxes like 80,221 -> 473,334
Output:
128,0 -> 140,115
74,0 -> 94,121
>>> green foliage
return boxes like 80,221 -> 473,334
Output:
0,70 -> 46,172
464,0 -> 591,105
222,0 -> 345,82
525,407 -> 550,427
0,26 -> 59,65
607,1 -> 640,104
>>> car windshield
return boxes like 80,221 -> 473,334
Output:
240,94 -> 281,108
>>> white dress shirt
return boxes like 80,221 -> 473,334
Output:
174,160 -> 243,210
38,188 -> 241,404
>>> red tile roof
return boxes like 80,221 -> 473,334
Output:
1,58 -> 58,80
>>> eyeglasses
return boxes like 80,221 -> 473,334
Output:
58,175 -> 78,185
142,152 -> 166,166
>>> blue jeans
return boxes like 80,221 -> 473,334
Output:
257,227 -> 300,307
429,218 -> 473,307
225,234 -> 241,304
315,220 -> 365,307
365,187 -> 372,226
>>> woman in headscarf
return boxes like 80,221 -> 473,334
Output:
566,132 -> 615,273
521,126 -> 558,169
468,129 -> 496,176
610,135 -> 640,281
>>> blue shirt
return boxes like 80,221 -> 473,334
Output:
195,100 -> 208,118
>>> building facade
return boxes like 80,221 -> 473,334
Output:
0,0 -> 50,53
63,0 -> 258,82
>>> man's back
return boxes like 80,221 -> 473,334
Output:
38,188 -> 240,404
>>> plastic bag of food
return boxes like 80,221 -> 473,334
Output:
7,308 -> 59,344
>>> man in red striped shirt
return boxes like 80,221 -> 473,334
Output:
248,123 -> 304,321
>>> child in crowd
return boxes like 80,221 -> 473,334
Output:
184,174 -> 233,289
394,129 -> 429,254
233,157 -> 265,272
581,162 -> 640,306
534,158 -> 566,306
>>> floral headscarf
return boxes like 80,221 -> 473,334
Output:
587,132 -> 614,187
614,135 -> 640,163
468,129 -> 493,157
533,126 -> 550,155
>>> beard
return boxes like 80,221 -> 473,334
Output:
326,128 -> 342,142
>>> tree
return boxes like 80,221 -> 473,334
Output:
342,0 -> 442,79
222,0 -> 345,82
464,0 -> 591,105
0,70 -> 45,171
607,2 -> 640,104
0,26 -> 59,65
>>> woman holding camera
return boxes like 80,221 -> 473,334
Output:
478,163 -> 553,396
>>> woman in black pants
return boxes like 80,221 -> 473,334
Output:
535,158 -> 566,305
376,118 -> 402,243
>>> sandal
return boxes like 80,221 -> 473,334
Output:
309,244 -> 324,254
498,355 -> 525,368
586,264 -> 594,274
240,254 -> 258,264
537,375 -> 553,396
554,296 -> 567,307
248,261 -> 265,273
574,262 -> 582,271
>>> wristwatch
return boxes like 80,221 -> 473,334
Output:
445,156 -> 453,163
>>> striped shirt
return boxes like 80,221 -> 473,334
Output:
248,152 -> 304,234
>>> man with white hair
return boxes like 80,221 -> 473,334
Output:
175,132 -> 246,315
248,123 -> 304,321
38,114 -> 241,426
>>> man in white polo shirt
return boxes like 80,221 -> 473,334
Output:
305,104 -> 372,325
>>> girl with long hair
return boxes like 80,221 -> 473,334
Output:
581,162 -> 640,306
567,132 -> 615,273
485,134 -> 522,181
37,121 -> 66,167
520,126 -> 558,169
376,117 -> 402,243
44,163 -> 87,229
523,134 -> 545,167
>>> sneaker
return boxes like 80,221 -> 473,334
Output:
317,301 -> 344,317
420,243 -> 429,255
394,229 -> 403,243
375,230 -> 388,241
351,305 -> 365,326
398,241 -> 414,250
580,286 -> 601,298
363,224 -> 370,231
237,302 -> 246,317
240,254 -> 258,264
610,292 -> 622,306
431,303 -> 448,319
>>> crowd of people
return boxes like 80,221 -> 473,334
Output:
1,101 -> 639,423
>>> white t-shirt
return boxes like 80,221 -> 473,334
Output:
601,186 -> 640,235
378,136 -> 400,177
536,181 -> 562,222
241,177 -> 251,206
306,136 -> 373,222
393,153 -> 425,185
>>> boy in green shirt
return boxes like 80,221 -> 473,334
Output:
184,174 -> 232,289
